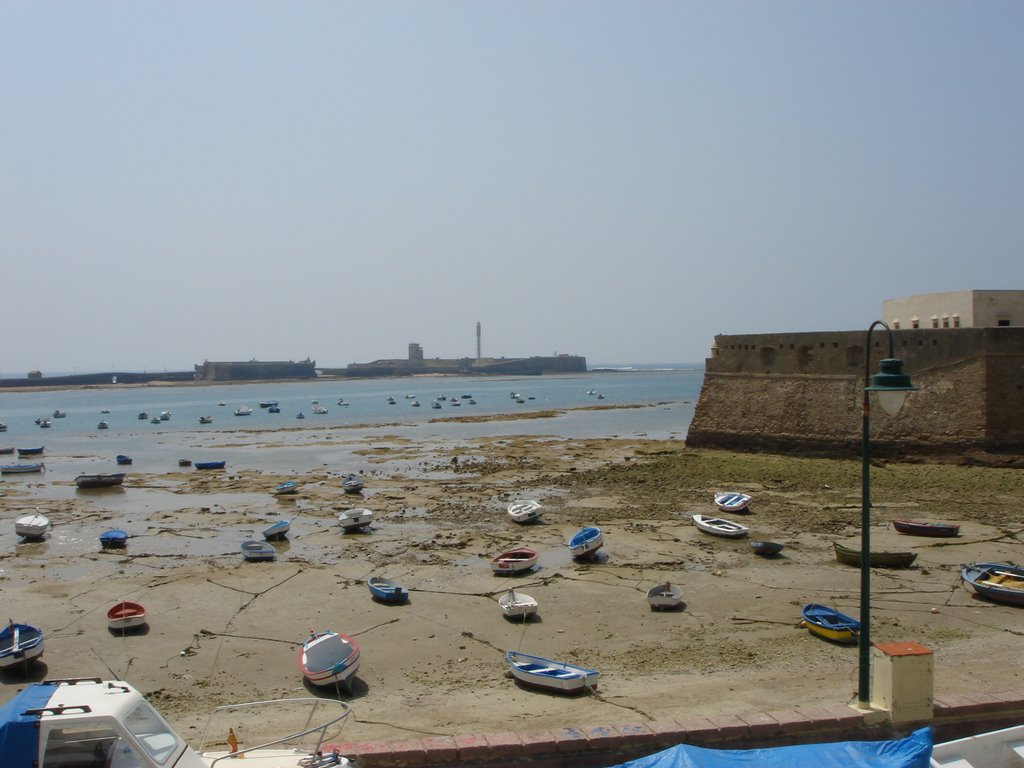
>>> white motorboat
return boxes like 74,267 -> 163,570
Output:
930,724 -> 1024,767
0,676 -> 353,767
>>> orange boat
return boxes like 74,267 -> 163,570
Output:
107,601 -> 147,631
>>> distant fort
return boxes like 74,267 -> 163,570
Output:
687,290 -> 1024,462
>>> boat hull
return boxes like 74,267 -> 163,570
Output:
263,521 -> 291,540
892,519 -> 960,538
241,541 -> 276,561
15,514 -> 50,539
692,514 -> 749,538
505,650 -> 598,694
833,541 -> 917,568
961,562 -> 1024,607
567,526 -> 603,557
490,547 -> 539,574
338,509 -> 373,530
75,472 -> 126,489
646,584 -> 684,610
499,590 -> 538,618
714,492 -> 752,512
107,601 -> 147,630
300,631 -> 361,686
99,529 -> 128,549
508,499 -> 543,523
0,623 -> 44,668
801,603 -> 860,644
368,577 -> 409,603
2,463 -> 46,474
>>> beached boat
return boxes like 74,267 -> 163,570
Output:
833,541 -> 917,568
507,499 -> 543,524
961,562 -> 1024,607
714,492 -> 753,512
194,461 -> 226,470
99,529 -> 128,549
2,463 -> 46,474
567,526 -> 603,558
505,650 -> 599,694
17,446 -> 44,456
178,458 -> 192,467
490,546 -> 539,575
241,540 -> 276,561
646,582 -> 683,610
0,446 -> 12,454
341,473 -> 364,493
116,454 -> 133,465
367,576 -> 409,603
107,600 -> 147,630
75,472 -> 126,489
275,480 -> 298,495
0,676 -> 354,768
692,514 -> 749,538
15,513 -> 50,540
751,540 -> 785,557
930,723 -> 1024,768
299,630 -> 361,688
337,507 -> 373,531
498,589 -> 538,619
892,519 -> 960,538
801,603 -> 860,644
0,621 -> 44,669
262,519 -> 291,540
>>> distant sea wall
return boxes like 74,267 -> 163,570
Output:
194,359 -> 317,381
687,327 -> 1024,462
0,371 -> 195,389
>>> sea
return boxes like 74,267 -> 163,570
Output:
0,365 -> 703,452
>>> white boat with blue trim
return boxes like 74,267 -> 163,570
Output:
505,650 -> 598,694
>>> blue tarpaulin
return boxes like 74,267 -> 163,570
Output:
606,727 -> 932,768
0,682 -> 54,768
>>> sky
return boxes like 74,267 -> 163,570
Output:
1,2 -> 1022,373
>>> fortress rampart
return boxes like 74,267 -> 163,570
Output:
687,328 -> 1024,462
194,359 -> 317,381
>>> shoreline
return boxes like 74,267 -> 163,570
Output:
1,437 -> 1022,749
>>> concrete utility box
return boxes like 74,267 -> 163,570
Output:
871,641 -> 934,723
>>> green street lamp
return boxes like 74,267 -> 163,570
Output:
858,320 -> 916,708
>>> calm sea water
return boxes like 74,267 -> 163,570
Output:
0,367 -> 703,456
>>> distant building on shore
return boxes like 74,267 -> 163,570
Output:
687,291 -> 1024,463
194,359 -> 317,381
336,344 -> 586,377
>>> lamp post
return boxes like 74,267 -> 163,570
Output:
858,320 -> 916,707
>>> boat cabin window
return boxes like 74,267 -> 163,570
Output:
42,722 -> 144,768
123,702 -> 181,765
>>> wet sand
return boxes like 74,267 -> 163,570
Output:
2,431 -> 1023,751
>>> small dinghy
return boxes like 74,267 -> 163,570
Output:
498,588 -> 538,619
115,454 -> 133,465
892,519 -> 960,538
1,463 -> 45,475
194,460 -> 226,470
178,458 -> 192,467
692,513 -> 749,538
0,621 -> 44,669
367,576 -> 409,603
15,513 -> 50,540
490,546 -> 539,575
262,519 -> 291,540
505,650 -> 598,694
241,540 -> 276,561
801,603 -> 860,644
17,446 -> 44,457
567,526 -> 603,558
299,630 -> 361,688
714,492 -> 752,512
107,601 -> 147,631
961,562 -> 1024,607
75,472 -> 126,489
99,529 -> 128,549
275,480 -> 298,495
507,499 -> 543,524
341,473 -> 364,493
751,540 -> 784,557
833,541 -> 917,568
338,507 -> 373,531
646,581 -> 683,610
199,415 -> 214,424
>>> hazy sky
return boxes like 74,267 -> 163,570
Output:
2,2 -> 1021,373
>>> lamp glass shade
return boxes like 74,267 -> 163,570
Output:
865,357 -> 916,416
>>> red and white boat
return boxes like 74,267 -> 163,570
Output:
107,601 -> 147,631
490,546 -> 539,575
714,492 -> 752,512
299,630 -> 361,687
892,519 -> 960,538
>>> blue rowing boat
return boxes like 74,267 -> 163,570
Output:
99,529 -> 128,549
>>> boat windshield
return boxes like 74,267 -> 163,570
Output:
42,719 -> 152,768
123,701 -> 182,765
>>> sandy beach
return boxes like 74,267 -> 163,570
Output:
2,424 -> 1023,753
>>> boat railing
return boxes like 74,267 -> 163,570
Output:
199,697 -> 352,765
